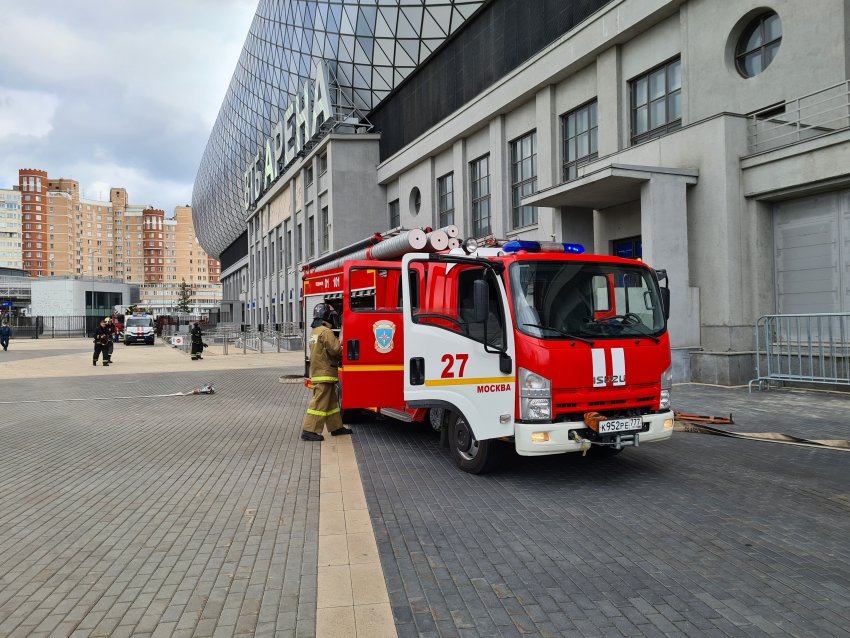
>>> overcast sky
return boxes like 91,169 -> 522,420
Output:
0,0 -> 257,215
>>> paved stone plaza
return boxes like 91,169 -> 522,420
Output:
0,339 -> 848,637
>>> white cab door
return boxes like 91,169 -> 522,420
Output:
401,253 -> 516,441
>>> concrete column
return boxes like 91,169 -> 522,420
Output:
489,116 -> 506,237
596,46 -> 622,155
560,206 -> 594,248
640,174 -> 700,350
452,139 -> 467,235
535,85 -> 558,240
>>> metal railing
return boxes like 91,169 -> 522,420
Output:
166,325 -> 303,356
749,80 -> 850,153
2,315 -> 95,338
749,313 -> 850,391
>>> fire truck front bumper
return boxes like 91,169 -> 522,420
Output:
513,411 -> 674,456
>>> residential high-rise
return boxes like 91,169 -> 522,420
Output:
17,168 -> 221,314
0,186 -> 22,269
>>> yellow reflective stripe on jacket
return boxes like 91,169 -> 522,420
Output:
311,376 -> 339,383
307,407 -> 341,417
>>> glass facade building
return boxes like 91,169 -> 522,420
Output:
192,0 -> 485,260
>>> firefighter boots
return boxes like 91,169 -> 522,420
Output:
301,431 -> 324,442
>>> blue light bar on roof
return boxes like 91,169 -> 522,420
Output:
502,240 -> 585,254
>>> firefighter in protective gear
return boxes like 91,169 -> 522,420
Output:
302,303 -> 352,441
93,319 -> 112,366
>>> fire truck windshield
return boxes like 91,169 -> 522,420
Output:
508,261 -> 666,340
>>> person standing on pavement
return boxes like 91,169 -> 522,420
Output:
190,322 -> 205,360
93,319 -> 111,366
0,321 -> 10,351
104,316 -> 116,363
301,303 -> 351,441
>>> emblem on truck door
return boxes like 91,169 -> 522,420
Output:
373,320 -> 396,353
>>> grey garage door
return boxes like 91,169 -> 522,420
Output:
774,191 -> 850,313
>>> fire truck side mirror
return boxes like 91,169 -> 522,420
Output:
473,280 -> 489,323
499,353 -> 512,375
659,287 -> 670,321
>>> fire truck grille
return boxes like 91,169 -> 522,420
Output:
555,396 -> 656,421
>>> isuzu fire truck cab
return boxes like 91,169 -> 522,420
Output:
303,238 -> 674,473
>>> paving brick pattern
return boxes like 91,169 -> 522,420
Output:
0,369 -> 316,638
353,405 -> 850,638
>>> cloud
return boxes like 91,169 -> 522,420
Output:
0,89 -> 60,138
0,0 -> 256,214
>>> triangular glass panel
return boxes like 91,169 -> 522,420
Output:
342,5 -> 358,35
395,7 -> 422,39
400,38 -> 421,65
422,7 -> 448,39
354,37 -> 372,64
374,6 -> 397,38
356,5 -> 377,37
456,2 -> 482,22
372,39 -> 393,67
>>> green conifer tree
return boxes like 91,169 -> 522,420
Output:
176,279 -> 193,314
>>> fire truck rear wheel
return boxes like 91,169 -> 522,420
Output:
448,412 -> 502,474
428,408 -> 444,432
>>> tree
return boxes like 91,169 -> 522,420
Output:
176,279 -> 192,314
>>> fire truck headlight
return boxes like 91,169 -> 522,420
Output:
520,369 -> 551,420
519,367 -> 550,398
660,365 -> 672,410
522,398 -> 551,421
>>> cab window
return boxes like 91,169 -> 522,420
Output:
413,263 -> 504,349
348,267 -> 402,312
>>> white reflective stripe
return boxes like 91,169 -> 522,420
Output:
591,348 -> 606,387
611,348 -> 626,386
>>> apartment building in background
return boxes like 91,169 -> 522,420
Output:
0,186 -> 22,269
17,168 -> 221,314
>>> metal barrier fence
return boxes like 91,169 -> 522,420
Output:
2,316 -> 96,338
749,313 -> 850,391
166,326 -> 303,356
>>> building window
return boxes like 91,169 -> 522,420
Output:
613,236 -> 642,259
631,58 -> 682,144
470,155 -> 491,238
321,206 -> 329,254
285,221 -> 291,268
562,101 -> 598,181
319,153 -> 328,175
277,235 -> 283,270
307,215 -> 315,259
296,223 -> 302,264
438,173 -> 454,227
388,199 -> 400,229
306,164 -> 314,186
736,12 -> 782,77
510,131 -> 537,229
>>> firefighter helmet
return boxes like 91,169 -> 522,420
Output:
312,303 -> 332,321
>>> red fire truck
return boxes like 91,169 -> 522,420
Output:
303,230 -> 674,473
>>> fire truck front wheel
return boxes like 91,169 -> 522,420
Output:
449,412 -> 502,474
